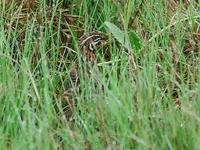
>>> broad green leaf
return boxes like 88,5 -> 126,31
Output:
105,21 -> 141,52
104,21 -> 127,48
128,31 -> 141,52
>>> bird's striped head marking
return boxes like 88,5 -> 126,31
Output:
79,31 -> 107,61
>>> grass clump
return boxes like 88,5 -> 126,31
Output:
0,0 -> 200,149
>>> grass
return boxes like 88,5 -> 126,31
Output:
0,0 -> 200,149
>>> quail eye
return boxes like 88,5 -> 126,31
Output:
93,37 -> 103,43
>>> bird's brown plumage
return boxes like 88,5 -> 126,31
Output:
63,31 -> 107,121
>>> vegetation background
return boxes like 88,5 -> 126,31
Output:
0,0 -> 200,149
